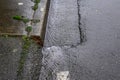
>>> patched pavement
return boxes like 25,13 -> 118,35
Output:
0,0 -> 120,80
39,0 -> 120,80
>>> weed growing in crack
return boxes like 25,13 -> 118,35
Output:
13,0 -> 41,79
13,0 -> 41,37
17,36 -> 32,78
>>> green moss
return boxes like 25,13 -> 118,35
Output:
17,37 -> 32,77
17,51 -> 28,76
31,0 -> 41,3
32,3 -> 39,11
22,18 -> 30,24
13,15 -> 23,20
14,0 -> 41,78
25,26 -> 32,33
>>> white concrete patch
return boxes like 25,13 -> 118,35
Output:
12,49 -> 18,53
40,8 -> 44,11
18,2 -> 23,5
57,71 -> 69,80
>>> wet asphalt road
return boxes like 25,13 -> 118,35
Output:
39,0 -> 120,80
0,0 -> 120,80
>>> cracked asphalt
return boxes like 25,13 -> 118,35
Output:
0,0 -> 120,80
39,0 -> 120,80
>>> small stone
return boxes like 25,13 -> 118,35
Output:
18,2 -> 23,5
12,49 -> 18,53
40,8 -> 44,11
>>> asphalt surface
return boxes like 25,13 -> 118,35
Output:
39,0 -> 120,80
0,0 -> 120,80
44,0 -> 80,46
0,37 -> 22,80
0,37 -> 43,80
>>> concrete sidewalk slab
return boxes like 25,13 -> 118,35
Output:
0,0 -> 49,40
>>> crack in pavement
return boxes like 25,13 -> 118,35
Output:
77,0 -> 86,44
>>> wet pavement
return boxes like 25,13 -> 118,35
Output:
39,0 -> 120,80
44,0 -> 80,46
0,0 -> 120,80
0,37 -> 43,80
0,0 -> 46,80
0,0 -> 33,34
0,0 -> 48,37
